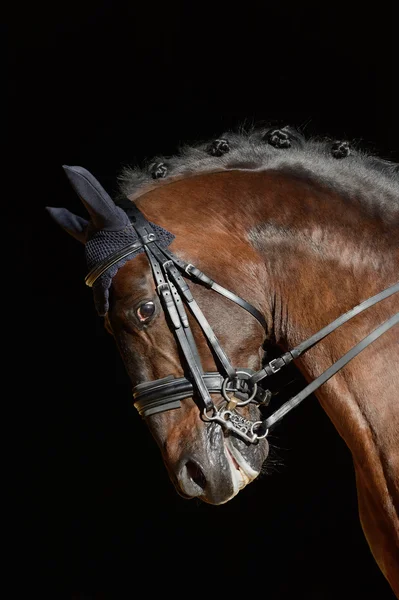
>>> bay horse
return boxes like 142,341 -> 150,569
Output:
47,126 -> 399,596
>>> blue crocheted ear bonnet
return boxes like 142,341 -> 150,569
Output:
46,166 -> 175,315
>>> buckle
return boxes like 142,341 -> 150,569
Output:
157,282 -> 170,294
162,260 -> 174,270
185,264 -> 213,288
269,358 -> 284,373
255,387 -> 272,406
268,352 -> 293,374
185,263 -> 195,275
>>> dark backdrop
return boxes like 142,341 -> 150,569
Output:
10,1 -> 397,598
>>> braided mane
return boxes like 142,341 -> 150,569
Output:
118,125 -> 399,217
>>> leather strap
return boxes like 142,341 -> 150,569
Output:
249,281 -> 399,385
85,240 -> 144,287
290,282 -> 399,359
145,244 -> 204,372
144,245 -> 213,410
134,372 -> 226,416
133,369 -> 267,417
117,199 -> 157,240
160,256 -> 237,379
262,312 -> 399,431
160,247 -> 267,330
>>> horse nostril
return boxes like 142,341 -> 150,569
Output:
177,459 -> 207,497
186,460 -> 207,490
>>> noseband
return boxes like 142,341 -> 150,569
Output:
85,200 -> 399,444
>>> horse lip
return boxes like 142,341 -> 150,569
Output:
225,438 -> 259,482
226,444 -> 241,470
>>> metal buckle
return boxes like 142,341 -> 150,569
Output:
255,387 -> 272,406
269,358 -> 283,373
162,260 -> 174,270
157,282 -> 170,294
185,263 -> 195,274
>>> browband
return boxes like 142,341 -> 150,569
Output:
85,240 -> 145,287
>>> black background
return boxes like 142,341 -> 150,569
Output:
10,1 -> 397,598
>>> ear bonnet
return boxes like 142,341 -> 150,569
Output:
47,166 -> 175,315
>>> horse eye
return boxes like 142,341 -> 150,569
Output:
137,301 -> 156,322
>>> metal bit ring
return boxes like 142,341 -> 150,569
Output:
250,421 -> 269,439
221,371 -> 258,406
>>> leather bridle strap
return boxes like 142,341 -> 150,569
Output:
114,202 -> 206,390
160,247 -> 267,330
144,244 -> 213,410
249,281 -> 399,385
85,240 -> 145,287
262,312 -> 399,431
133,370 -> 262,417
147,249 -> 204,374
148,244 -> 237,379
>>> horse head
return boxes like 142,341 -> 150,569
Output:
48,165 -> 271,505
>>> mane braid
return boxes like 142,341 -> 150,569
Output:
117,125 -> 399,216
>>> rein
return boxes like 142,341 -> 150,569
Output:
85,200 -> 399,444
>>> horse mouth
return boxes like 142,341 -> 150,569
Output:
224,438 -> 259,494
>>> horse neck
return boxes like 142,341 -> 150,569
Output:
246,170 -> 398,403
247,168 -> 399,548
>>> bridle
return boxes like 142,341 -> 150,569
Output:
85,199 -> 399,444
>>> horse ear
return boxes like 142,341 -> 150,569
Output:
46,206 -> 89,244
62,165 -> 129,231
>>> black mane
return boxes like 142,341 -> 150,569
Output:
118,126 -> 399,216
